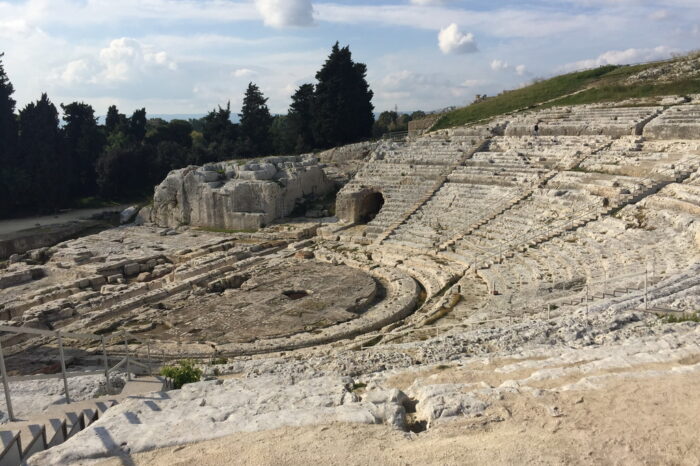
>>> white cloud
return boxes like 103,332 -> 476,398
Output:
97,38 -> 177,82
60,59 -> 95,85
410,0 -> 444,4
561,45 -> 678,71
438,23 -> 477,55
232,68 -> 257,78
254,0 -> 314,28
516,64 -> 527,76
490,59 -> 509,71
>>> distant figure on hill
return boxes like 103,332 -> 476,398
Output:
533,122 -> 540,137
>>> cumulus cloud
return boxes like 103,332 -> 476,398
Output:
561,45 -> 678,71
490,60 -> 527,76
438,23 -> 477,55
254,0 -> 314,28
97,38 -> 177,82
51,38 -> 178,87
490,59 -> 509,71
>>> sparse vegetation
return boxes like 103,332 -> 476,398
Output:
659,312 -> 700,323
160,359 -> 203,389
433,53 -> 700,130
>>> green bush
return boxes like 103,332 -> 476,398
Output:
660,312 -> 700,324
160,359 -> 203,389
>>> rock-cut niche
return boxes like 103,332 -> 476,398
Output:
357,191 -> 385,224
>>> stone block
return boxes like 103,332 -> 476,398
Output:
124,263 -> 141,276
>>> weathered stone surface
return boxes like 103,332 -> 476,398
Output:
30,375 -> 405,464
120,206 -> 139,224
151,155 -> 333,230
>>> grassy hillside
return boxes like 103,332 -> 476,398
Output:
432,55 -> 700,130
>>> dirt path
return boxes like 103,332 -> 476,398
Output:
0,206 -> 128,236
97,371 -> 700,466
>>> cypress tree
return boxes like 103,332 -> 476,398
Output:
313,42 -> 374,148
0,53 -> 18,217
61,102 -> 106,198
287,83 -> 315,153
238,82 -> 273,156
18,94 -> 65,211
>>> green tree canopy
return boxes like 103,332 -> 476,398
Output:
105,104 -> 127,135
61,101 -> 106,197
313,42 -> 374,148
18,94 -> 65,211
238,82 -> 273,156
287,83 -> 315,153
0,53 -> 19,216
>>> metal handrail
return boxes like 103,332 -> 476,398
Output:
0,327 -> 155,422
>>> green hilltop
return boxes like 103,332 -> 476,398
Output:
433,52 -> 700,131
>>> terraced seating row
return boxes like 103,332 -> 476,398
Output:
383,137 -> 611,252
475,200 -> 698,312
337,137 -> 485,242
644,104 -> 700,139
504,105 -> 662,137
386,183 -> 522,249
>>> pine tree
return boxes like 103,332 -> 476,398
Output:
61,102 -> 106,198
287,83 -> 315,153
238,82 -> 273,156
313,42 -> 374,148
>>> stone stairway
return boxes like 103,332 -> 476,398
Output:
374,138 -> 491,245
0,375 -> 168,466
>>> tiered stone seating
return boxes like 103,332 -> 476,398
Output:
386,183 -> 521,249
447,170 -> 656,264
479,202 -> 698,312
644,104 -> 700,139
505,105 -> 662,137
580,138 -> 699,179
384,137 -> 611,251
337,137 -> 482,241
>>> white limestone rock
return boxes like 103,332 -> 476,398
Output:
30,375 -> 406,464
151,156 -> 333,230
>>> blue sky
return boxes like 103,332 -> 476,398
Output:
1,0 -> 698,117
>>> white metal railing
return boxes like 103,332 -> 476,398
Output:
0,326 -> 155,422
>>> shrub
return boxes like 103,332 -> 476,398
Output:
660,313 -> 700,324
160,359 -> 203,389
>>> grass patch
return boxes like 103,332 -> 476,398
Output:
550,79 -> 700,107
431,53 -> 700,131
659,312 -> 700,323
350,382 -> 367,392
433,65 -> 621,130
